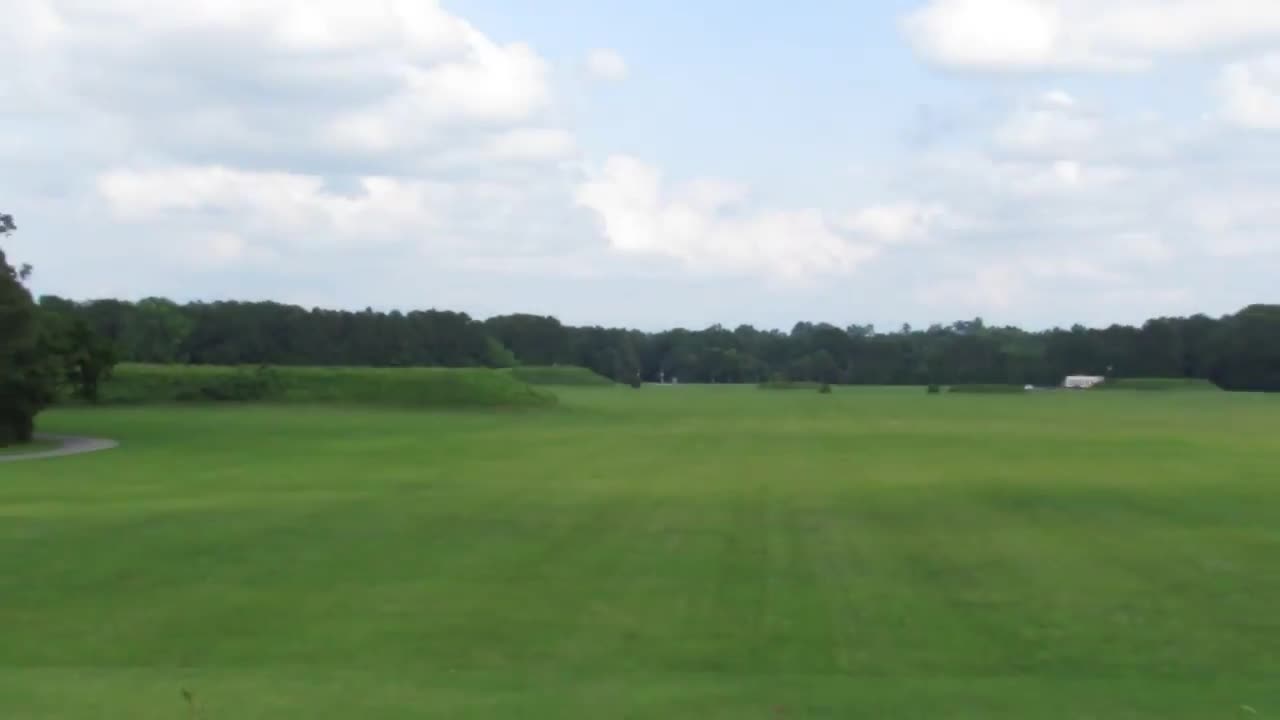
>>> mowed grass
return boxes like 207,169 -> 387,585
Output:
3,387 -> 1279,718
0,439 -> 60,455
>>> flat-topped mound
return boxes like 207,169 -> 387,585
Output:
99,364 -> 556,408
508,366 -> 614,386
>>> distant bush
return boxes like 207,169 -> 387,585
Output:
758,380 -> 822,391
927,384 -> 942,394
947,384 -> 1028,394
508,366 -> 614,387
818,383 -> 833,394
1097,378 -> 1221,392
98,364 -> 556,408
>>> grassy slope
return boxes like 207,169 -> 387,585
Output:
100,364 -> 556,408
508,365 -> 615,386
4,387 -> 1280,718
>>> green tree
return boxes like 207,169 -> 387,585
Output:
0,215 -> 58,445
40,305 -> 118,403
482,337 -> 517,368
121,297 -> 193,363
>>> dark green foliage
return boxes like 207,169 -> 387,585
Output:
34,294 -> 1280,394
927,384 -> 942,394
947,384 -> 1028,394
1208,305 -> 1280,392
0,216 -> 57,445
509,365 -> 614,386
484,314 -> 573,366
818,382 -> 833,394
38,307 -> 117,403
98,364 -> 556,408
482,337 -> 518,369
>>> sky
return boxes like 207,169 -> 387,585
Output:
3,0 -> 1280,331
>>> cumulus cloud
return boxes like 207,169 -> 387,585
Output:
575,156 -> 886,281
586,49 -> 629,81
0,0 -> 599,295
97,167 -> 446,246
1,0 -> 554,169
904,0 -> 1280,71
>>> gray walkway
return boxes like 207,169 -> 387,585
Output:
0,434 -> 119,463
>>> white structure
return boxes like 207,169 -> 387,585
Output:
1063,375 -> 1106,389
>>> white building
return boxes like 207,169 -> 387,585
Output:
1063,375 -> 1106,389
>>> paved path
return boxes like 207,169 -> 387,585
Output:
0,434 -> 119,463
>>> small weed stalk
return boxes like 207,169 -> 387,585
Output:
182,689 -> 204,720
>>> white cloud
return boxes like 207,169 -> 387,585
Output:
575,156 -> 880,280
841,203 -> 957,244
2,0 -> 593,286
1111,232 -> 1173,262
1,0 -> 552,165
586,49 -> 629,81
1051,160 -> 1081,186
97,166 -> 445,247
1042,90 -> 1076,108
1190,189 -> 1280,256
919,264 -> 1026,311
919,255 -> 1124,313
188,231 -> 280,268
904,0 -> 1280,71
994,92 -> 1099,157
487,128 -> 578,161
1220,54 -> 1280,129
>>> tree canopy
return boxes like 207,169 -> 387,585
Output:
1,215 -> 116,445
40,295 -> 1280,394
1,214 -> 51,444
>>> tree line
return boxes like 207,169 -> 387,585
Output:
5,207 -> 1279,445
37,294 -> 1280,393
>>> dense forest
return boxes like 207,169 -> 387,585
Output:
37,295 -> 1280,393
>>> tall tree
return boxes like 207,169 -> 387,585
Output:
0,214 -> 57,444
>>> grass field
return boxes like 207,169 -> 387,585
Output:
1100,378 -> 1222,391
0,438 -> 58,455
4,385 -> 1279,718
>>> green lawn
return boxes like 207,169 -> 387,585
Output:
3,387 -> 1279,718
0,438 -> 59,456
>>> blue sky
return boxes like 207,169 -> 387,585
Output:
3,0 -> 1279,330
